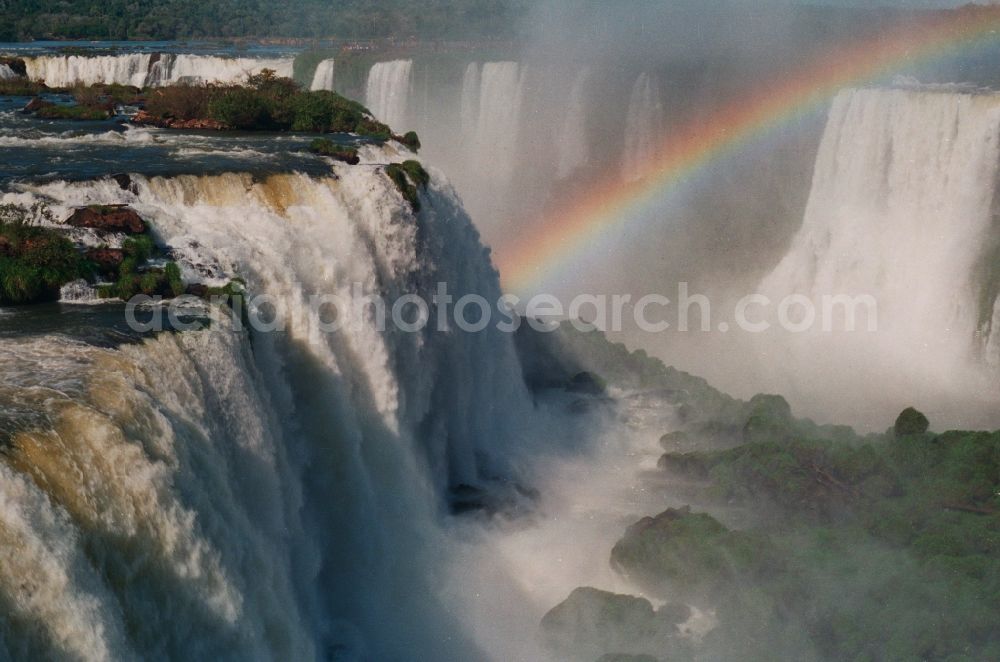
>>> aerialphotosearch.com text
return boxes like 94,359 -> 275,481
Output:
125,281 -> 879,336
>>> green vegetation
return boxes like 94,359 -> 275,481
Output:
0,203 -> 91,304
386,160 -> 429,211
541,587 -> 691,661
69,82 -> 141,108
308,138 -> 360,164
33,103 -> 110,120
99,235 -> 183,300
0,79 -> 48,97
142,70 -> 392,137
617,408 -> 1000,661
397,131 -> 421,152
0,0 -> 528,41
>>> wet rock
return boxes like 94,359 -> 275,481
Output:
21,97 -> 44,114
567,371 -> 607,395
0,58 -> 27,77
84,248 -> 125,276
131,110 -> 226,130
110,173 -> 137,193
185,283 -> 210,298
65,205 -> 147,235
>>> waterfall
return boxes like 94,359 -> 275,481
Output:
0,148 -> 533,659
621,73 -> 664,182
0,64 -> 17,80
756,87 -> 1000,420
157,54 -> 293,85
22,54 -> 294,87
471,62 -> 526,185
460,63 -> 481,137
556,68 -> 591,179
365,60 -> 413,130
310,59 -> 336,91
24,53 -> 153,87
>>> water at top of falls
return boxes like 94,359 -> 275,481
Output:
365,60 -> 413,130
21,52 -> 294,87
310,59 -> 336,91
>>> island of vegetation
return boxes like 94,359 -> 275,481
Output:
2,67 -> 423,148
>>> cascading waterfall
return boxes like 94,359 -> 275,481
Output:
460,63 -> 481,137
556,68 -> 591,179
365,60 -> 413,130
0,64 -> 17,80
22,54 -> 294,87
310,59 -> 336,91
0,146 -> 534,659
24,53 -> 153,87
470,62 -> 526,186
622,72 -> 664,182
757,87 -> 1000,422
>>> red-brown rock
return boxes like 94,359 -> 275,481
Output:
22,97 -> 45,114
84,248 -> 125,273
130,110 -> 227,131
65,205 -> 147,235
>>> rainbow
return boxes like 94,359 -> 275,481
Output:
498,9 -> 1000,293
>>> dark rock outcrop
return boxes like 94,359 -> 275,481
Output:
110,173 -> 138,194
567,371 -> 607,395
65,205 -> 147,235
0,58 -> 27,77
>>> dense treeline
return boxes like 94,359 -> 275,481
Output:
0,0 -> 528,41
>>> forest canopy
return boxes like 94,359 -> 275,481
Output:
0,0 -> 529,41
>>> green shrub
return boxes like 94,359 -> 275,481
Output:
386,160 -> 430,212
0,79 -> 48,96
144,83 -> 216,120
34,104 -> 110,121
164,262 -> 184,297
308,138 -> 360,164
208,88 -> 273,130
0,203 -> 88,304
122,235 -> 154,261
398,131 -> 421,151
138,271 -> 162,295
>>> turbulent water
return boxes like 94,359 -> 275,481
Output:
0,125 -> 567,658
22,53 -> 294,87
